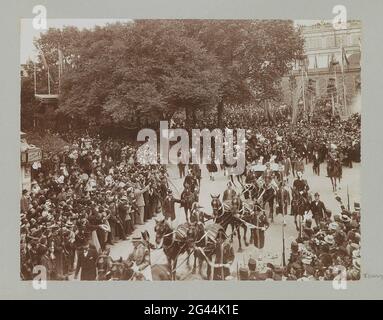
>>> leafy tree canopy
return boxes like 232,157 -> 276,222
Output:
25,19 -> 304,129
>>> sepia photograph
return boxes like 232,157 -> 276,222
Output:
19,17 -> 361,282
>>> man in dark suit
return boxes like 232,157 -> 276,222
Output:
312,151 -> 321,176
75,244 -> 98,280
162,189 -> 181,222
20,189 -> 30,213
183,169 -> 198,193
310,192 -> 326,227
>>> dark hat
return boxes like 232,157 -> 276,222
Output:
341,214 -> 351,223
248,258 -> 257,269
239,267 -> 249,280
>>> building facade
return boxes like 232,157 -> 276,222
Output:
281,21 -> 361,116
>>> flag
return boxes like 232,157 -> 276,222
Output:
36,43 -> 54,84
58,47 -> 64,75
329,53 -> 339,73
314,55 -> 318,69
342,46 -> 349,70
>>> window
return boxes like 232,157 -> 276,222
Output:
306,37 -> 322,49
351,34 -> 361,46
317,55 -> 329,68
327,36 -> 335,48
308,55 -> 316,69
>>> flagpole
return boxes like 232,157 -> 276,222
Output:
33,61 -> 37,95
58,48 -> 61,95
301,66 -> 306,114
341,45 -> 348,116
281,170 -> 286,267
47,68 -> 51,94
334,67 -> 338,105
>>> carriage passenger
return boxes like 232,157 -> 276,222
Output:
126,231 -> 152,281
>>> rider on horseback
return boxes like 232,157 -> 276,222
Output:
261,175 -> 276,223
292,171 -> 310,232
327,150 -> 342,191
292,171 -> 310,199
183,169 -> 198,193
181,186 -> 198,223
223,181 -> 237,202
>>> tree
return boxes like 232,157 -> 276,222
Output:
184,20 -> 305,127
34,21 -> 223,129
28,20 -> 303,131
102,20 -> 223,128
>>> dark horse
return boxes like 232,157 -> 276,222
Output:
291,191 -> 311,234
327,157 -> 342,192
210,194 -> 248,252
154,219 -> 197,280
180,187 -> 197,223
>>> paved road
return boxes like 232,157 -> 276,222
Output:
110,160 -> 360,280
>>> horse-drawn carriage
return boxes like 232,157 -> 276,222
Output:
205,223 -> 228,244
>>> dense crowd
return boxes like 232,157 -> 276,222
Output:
20,104 -> 361,281
172,108 -> 360,171
20,135 -> 169,280
237,199 -> 361,281
244,114 -> 360,169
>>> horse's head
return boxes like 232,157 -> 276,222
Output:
210,194 -> 221,216
185,222 -> 199,243
154,218 -> 170,248
110,260 -> 126,280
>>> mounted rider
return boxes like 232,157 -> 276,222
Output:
222,181 -> 237,202
292,171 -> 310,200
183,168 -> 198,193
291,171 -> 311,232
180,186 -> 198,223
260,174 -> 276,222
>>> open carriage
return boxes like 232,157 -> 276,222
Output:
248,163 -> 284,184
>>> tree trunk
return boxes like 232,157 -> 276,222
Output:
185,107 -> 191,129
192,108 -> 197,127
217,100 -> 224,128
